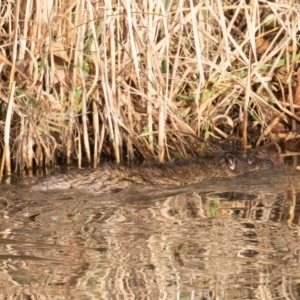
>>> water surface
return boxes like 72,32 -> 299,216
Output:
0,169 -> 300,299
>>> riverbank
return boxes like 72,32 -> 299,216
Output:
0,0 -> 299,177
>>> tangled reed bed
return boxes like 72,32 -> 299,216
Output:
0,0 -> 299,177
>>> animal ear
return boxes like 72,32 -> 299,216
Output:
225,153 -> 236,171
247,155 -> 254,165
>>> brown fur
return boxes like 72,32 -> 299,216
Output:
27,151 -> 274,193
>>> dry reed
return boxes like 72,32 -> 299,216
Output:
0,0 -> 299,175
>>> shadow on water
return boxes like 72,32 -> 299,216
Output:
0,168 -> 300,299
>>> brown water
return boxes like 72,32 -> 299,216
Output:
0,169 -> 300,299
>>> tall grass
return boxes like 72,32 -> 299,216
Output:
0,0 -> 299,175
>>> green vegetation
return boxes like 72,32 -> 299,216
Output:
0,0 -> 299,176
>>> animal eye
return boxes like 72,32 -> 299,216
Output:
225,153 -> 236,171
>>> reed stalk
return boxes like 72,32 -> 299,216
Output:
0,0 -> 298,172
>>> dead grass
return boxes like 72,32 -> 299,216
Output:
0,0 -> 299,175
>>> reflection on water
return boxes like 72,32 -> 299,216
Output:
0,169 -> 300,299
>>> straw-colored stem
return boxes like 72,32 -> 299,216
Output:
4,82 -> 15,175
93,99 -> 99,168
